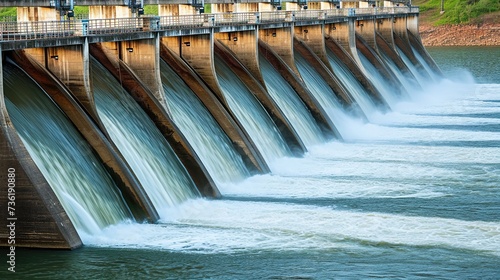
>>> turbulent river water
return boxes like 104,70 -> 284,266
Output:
3,47 -> 500,279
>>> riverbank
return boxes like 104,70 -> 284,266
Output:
420,23 -> 500,46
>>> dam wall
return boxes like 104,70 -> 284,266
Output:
0,1 -> 439,249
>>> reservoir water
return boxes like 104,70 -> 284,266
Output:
4,47 -> 500,279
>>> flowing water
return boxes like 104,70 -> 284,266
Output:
259,55 -> 324,147
2,62 -> 132,235
214,55 -> 291,165
411,46 -> 439,81
395,47 -> 428,86
161,61 -> 250,184
294,51 -> 359,136
3,47 -> 500,279
326,48 -> 379,118
91,58 -> 200,215
160,59 -> 250,185
358,52 -> 402,108
380,48 -> 421,94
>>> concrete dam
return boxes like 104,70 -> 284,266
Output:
0,0 -> 441,249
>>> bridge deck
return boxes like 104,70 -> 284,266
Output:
0,7 -> 418,51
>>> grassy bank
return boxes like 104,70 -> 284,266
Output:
415,0 -> 500,25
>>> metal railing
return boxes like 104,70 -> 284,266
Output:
0,7 -> 419,42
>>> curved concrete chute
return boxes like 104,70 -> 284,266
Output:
294,37 -> 360,113
0,100 -> 82,249
89,43 -> 221,198
294,24 -> 331,73
159,43 -> 270,175
325,37 -> 389,111
23,44 -> 101,126
375,32 -> 421,90
259,39 -> 340,140
214,40 -> 307,156
407,31 -> 443,77
161,37 -> 278,164
214,30 -> 265,89
393,31 -> 433,81
355,34 -> 409,99
8,50 -> 159,223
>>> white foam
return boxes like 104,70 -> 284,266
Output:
82,80 -> 500,258
82,199 -> 500,256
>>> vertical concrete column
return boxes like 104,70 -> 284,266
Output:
286,3 -> 302,11
166,34 -> 224,99
393,15 -> 409,42
355,18 -> 377,50
259,27 -> 300,78
159,5 -> 179,16
258,3 -> 275,11
406,15 -> 443,76
89,6 -> 131,19
407,14 -> 419,37
16,7 -> 61,34
210,3 -> 234,13
307,2 -> 333,9
48,43 -> 98,120
234,3 -> 259,12
376,17 -> 395,49
179,5 -> 198,15
17,7 -> 60,22
158,5 -> 197,16
383,1 -> 395,7
341,1 -> 358,8
393,15 -> 432,78
120,37 -> 165,107
214,30 -> 264,87
294,24 -> 330,70
325,20 -> 355,57
24,43 -> 98,121
359,1 -> 372,8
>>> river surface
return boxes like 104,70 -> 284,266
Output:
3,47 -> 500,279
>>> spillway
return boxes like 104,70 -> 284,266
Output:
259,55 -> 325,148
214,55 -> 291,166
327,48 -> 380,119
160,59 -> 250,185
3,61 -> 133,235
91,58 -> 200,215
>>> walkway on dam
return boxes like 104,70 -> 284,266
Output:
0,6 -> 417,50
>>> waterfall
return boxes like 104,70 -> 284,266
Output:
411,46 -> 439,82
376,49 -> 419,95
3,62 -> 133,235
357,52 -> 400,108
160,59 -> 250,185
259,55 -> 324,148
294,52 -> 354,136
91,58 -> 200,215
326,48 -> 379,118
394,47 -> 428,88
214,56 -> 291,165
